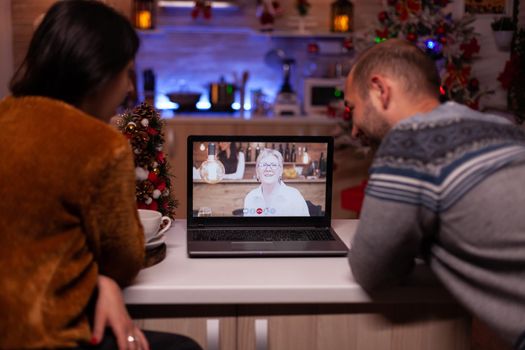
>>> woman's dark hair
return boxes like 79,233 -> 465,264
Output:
10,0 -> 139,107
218,143 -> 239,174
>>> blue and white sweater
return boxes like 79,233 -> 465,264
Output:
349,102 -> 525,348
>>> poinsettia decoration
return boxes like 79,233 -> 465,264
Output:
373,0 -> 486,109
115,103 -> 177,218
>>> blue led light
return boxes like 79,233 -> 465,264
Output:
425,39 -> 436,50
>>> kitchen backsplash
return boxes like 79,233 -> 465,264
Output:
135,5 -> 355,113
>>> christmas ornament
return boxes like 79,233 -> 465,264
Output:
191,0 -> 212,20
125,122 -> 137,134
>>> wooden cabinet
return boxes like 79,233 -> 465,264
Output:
131,304 -> 470,350
131,305 -> 237,350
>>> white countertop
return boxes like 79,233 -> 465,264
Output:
124,220 -> 453,305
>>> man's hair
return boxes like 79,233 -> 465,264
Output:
10,0 -> 139,107
351,39 -> 441,100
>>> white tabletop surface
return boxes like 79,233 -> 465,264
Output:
124,220 -> 453,305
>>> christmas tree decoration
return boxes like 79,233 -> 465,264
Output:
257,0 -> 282,32
372,0 -> 486,109
116,103 -> 177,218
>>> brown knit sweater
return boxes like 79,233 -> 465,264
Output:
0,96 -> 144,349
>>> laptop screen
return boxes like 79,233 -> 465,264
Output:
187,136 -> 333,222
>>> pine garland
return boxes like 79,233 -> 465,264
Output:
115,103 -> 177,219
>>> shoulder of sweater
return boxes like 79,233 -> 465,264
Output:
2,96 -> 129,155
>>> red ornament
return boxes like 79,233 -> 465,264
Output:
148,172 -> 158,183
307,42 -> 319,53
342,38 -> 353,50
376,28 -> 389,39
191,7 -> 199,19
407,32 -> 417,41
203,4 -> 212,19
378,11 -> 388,23
439,36 -> 447,44
156,151 -> 165,163
469,78 -> 479,88
460,38 -> 480,60
436,26 -> 445,35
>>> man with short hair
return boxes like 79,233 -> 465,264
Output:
346,39 -> 525,349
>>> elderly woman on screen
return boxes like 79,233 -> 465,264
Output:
243,149 -> 309,216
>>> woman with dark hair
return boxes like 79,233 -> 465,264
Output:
0,1 -> 200,350
217,142 -> 245,179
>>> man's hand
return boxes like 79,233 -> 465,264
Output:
92,275 -> 149,350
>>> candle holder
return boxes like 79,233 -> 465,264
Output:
330,0 -> 353,33
134,0 -> 156,30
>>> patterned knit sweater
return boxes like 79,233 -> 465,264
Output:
349,102 -> 525,348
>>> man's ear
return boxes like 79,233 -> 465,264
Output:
369,75 -> 391,111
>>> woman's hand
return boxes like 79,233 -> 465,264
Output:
92,275 -> 149,350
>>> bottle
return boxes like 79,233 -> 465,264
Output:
284,143 -> 290,162
238,143 -> 244,155
278,144 -> 284,157
246,144 -> 252,162
255,144 -> 261,159
302,147 -> 309,164
272,143 -> 276,150
291,144 -> 297,163
319,152 -> 327,177
143,69 -> 155,107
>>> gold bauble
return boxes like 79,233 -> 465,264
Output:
125,122 -> 137,133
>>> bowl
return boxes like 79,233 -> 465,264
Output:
166,92 -> 201,107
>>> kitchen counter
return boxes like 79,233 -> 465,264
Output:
125,219 -> 455,305
125,219 -> 471,350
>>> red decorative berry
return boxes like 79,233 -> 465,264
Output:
436,25 -> 445,35
439,36 -> 447,44
342,38 -> 353,50
407,32 -> 417,41
378,11 -> 388,22
307,42 -> 319,53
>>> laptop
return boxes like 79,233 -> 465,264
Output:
186,135 -> 349,257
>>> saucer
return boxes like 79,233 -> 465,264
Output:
145,235 -> 165,249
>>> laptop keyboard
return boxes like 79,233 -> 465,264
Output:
190,229 -> 335,242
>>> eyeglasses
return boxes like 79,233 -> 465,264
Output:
258,163 -> 280,170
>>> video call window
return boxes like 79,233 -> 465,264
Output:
191,141 -> 328,217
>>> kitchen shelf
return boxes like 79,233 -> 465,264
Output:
257,30 -> 351,39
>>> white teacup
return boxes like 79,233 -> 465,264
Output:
138,209 -> 172,242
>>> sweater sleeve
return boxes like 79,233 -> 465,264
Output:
84,143 -> 144,287
348,192 -> 424,291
